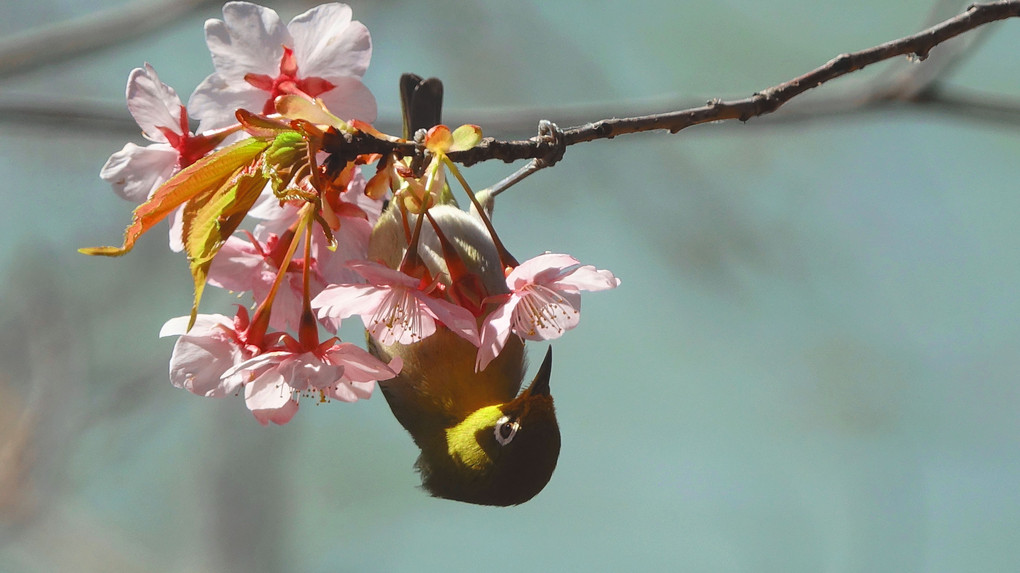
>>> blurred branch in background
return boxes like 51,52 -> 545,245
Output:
0,250 -> 160,571
1,1 -> 1019,142
0,0 -> 217,80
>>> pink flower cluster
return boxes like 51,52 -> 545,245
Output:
99,2 -> 620,425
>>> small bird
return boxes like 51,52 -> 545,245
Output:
369,330 -> 560,506
364,74 -> 561,506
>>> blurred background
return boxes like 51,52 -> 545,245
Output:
2,0 -> 1019,571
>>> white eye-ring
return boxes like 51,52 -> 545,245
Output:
494,415 -> 520,446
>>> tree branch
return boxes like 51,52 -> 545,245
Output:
411,0 -> 1020,166
4,1 -> 1019,154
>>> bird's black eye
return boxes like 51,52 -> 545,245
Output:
494,415 -> 520,446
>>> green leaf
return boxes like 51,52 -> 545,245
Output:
79,137 -> 271,257
263,130 -> 307,197
450,124 -> 482,152
182,161 -> 269,329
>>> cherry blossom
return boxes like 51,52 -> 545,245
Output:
100,64 -> 227,250
247,179 -> 377,288
226,337 -> 398,425
159,308 -> 255,398
311,260 -> 481,346
206,231 -> 309,332
475,253 -> 621,371
87,2 -> 626,431
207,203 -> 373,331
189,2 -> 377,131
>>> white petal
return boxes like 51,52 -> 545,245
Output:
188,73 -> 267,132
159,313 -> 231,337
167,206 -> 185,253
205,2 -> 290,82
99,142 -> 178,202
168,330 -> 244,397
126,63 -> 183,140
288,3 -> 371,79
315,76 -> 377,123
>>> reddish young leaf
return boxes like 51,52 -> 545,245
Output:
80,137 -> 270,257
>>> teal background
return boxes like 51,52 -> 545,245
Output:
2,0 -> 1020,571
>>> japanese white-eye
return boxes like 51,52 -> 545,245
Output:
364,75 -> 561,506
369,330 -> 559,506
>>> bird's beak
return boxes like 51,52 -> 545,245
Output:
526,347 -> 553,397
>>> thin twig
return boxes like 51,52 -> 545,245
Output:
430,0 -> 1020,165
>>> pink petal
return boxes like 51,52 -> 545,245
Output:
312,283 -> 391,322
251,398 -> 298,426
318,270 -> 441,343
476,297 -> 517,372
552,265 -> 621,293
207,235 -> 267,293
288,3 -> 371,79
277,353 -> 344,391
418,294 -> 481,346
347,260 -> 419,288
324,342 -> 396,383
125,64 -> 183,141
205,2 -> 290,82
162,314 -> 246,397
507,253 -> 580,290
345,171 -> 384,225
326,380 -> 373,402
100,142 -> 178,202
314,216 -> 371,286
264,273 -> 308,332
244,368 -> 293,410
247,191 -> 293,223
226,350 -> 288,379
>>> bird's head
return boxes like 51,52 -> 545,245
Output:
416,347 -> 560,506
